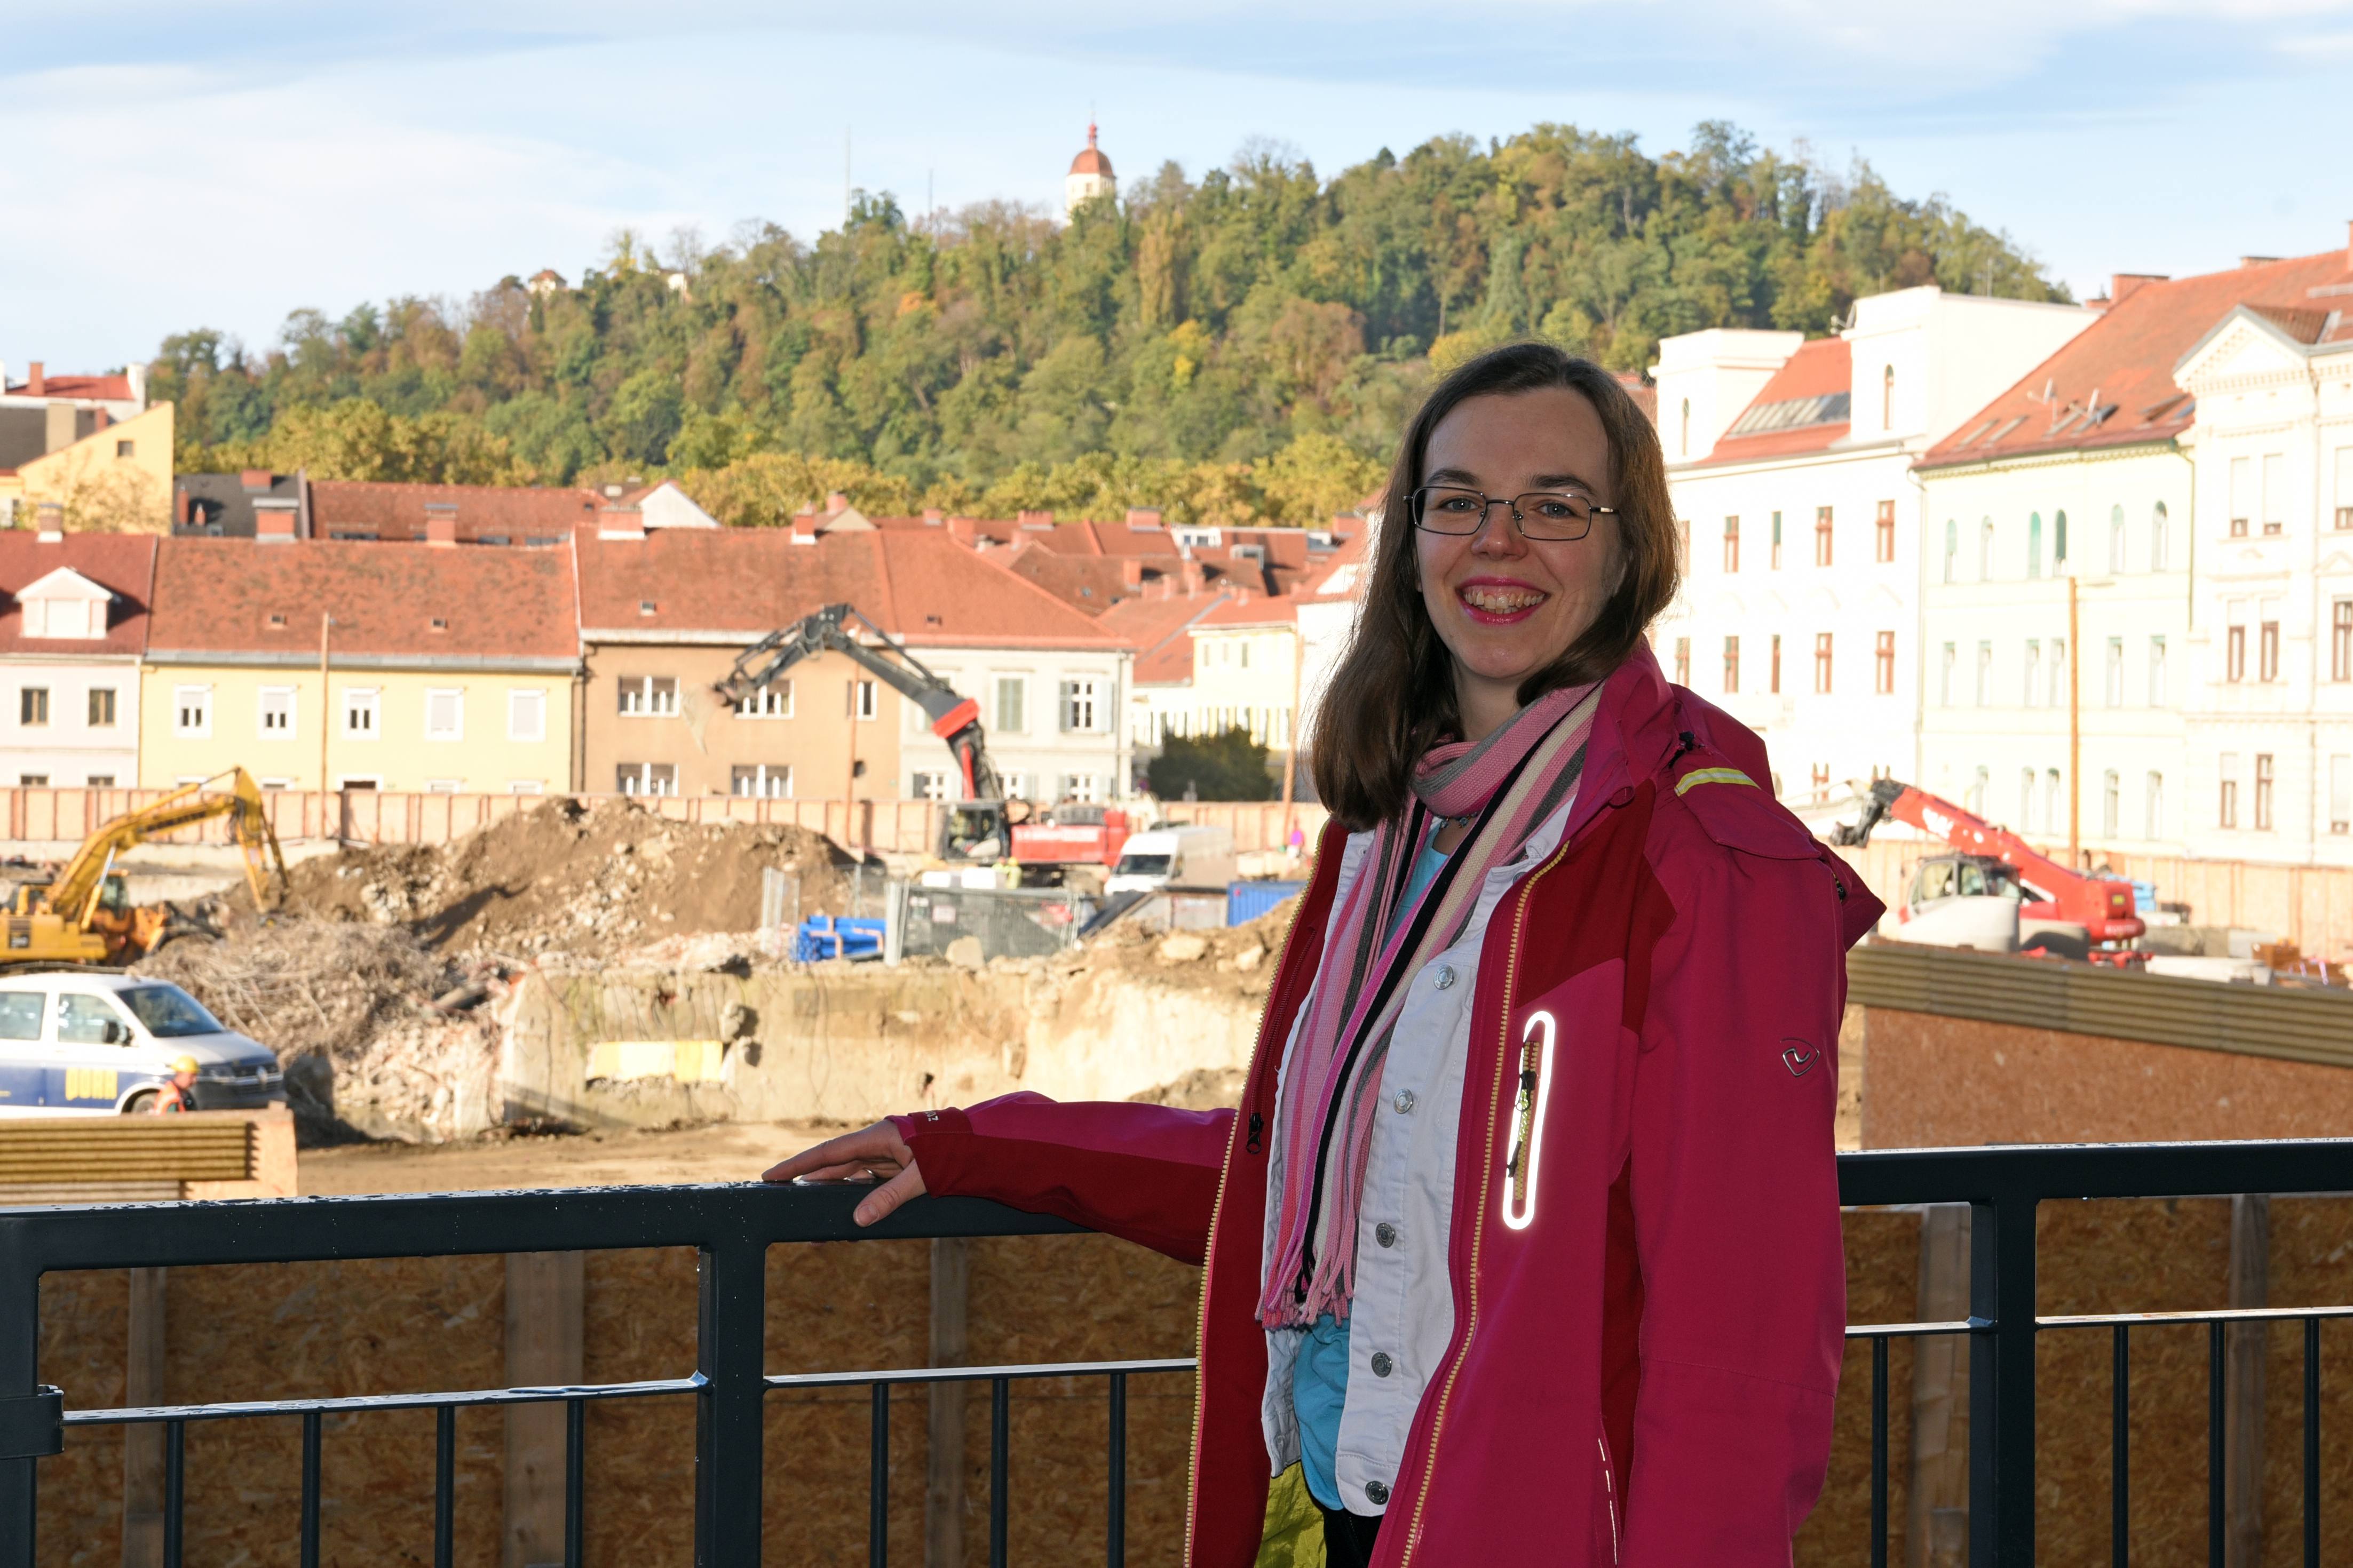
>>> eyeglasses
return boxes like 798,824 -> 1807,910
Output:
1410,486 -> 1612,542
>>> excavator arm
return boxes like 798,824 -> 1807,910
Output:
714,603 -> 1002,801
49,768 -> 291,922
1835,777 -> 2142,941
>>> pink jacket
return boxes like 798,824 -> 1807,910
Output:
894,644 -> 1882,1566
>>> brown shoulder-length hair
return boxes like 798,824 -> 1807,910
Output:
1308,342 -> 1679,831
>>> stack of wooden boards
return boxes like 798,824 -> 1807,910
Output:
0,1109 -> 293,1203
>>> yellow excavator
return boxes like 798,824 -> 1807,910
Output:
0,768 -> 290,967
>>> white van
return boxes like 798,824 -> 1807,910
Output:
0,972 -> 282,1117
1106,825 -> 1238,896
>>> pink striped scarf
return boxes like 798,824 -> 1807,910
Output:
1258,681 -> 1602,1328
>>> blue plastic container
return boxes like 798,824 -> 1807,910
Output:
1227,880 -> 1308,928
793,916 -> 886,962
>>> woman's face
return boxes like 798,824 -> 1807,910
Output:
1414,386 -> 1625,730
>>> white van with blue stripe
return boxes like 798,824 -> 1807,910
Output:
0,972 -> 282,1116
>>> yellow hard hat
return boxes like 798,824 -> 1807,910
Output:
170,1055 -> 200,1075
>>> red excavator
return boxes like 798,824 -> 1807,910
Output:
1832,778 -> 2144,945
714,603 -> 1129,883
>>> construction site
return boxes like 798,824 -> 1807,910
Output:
1,775 -> 2350,1566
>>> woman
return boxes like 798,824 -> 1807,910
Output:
767,344 -> 1883,1566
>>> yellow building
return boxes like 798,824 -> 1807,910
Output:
0,401 -> 173,534
139,537 -> 580,793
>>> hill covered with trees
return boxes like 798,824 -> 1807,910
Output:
154,122 -> 2064,526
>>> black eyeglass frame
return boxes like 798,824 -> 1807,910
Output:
1408,485 -> 1615,542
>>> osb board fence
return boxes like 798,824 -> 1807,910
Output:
36,1206 -> 2353,1566
1844,839 -> 2353,964
0,786 -> 942,854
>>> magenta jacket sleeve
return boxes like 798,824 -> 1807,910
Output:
1620,830 -> 1852,1565
890,1092 -> 1234,1265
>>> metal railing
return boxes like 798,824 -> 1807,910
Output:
2,1138 -> 2351,1567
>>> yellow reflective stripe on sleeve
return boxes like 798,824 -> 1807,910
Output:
1674,766 -> 1757,795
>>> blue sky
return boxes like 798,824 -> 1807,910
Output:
6,1 -> 2352,372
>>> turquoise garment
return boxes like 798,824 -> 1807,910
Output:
1294,830 -> 1451,1510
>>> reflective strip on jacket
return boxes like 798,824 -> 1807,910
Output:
894,641 -> 1884,1566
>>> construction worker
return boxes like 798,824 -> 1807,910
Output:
149,1055 -> 200,1115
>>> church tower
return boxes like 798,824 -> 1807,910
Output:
1064,122 -> 1115,217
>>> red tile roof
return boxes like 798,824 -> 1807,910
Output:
1096,592 -> 1230,684
4,373 -> 135,402
146,539 -> 580,664
1299,529 -> 1371,602
1193,594 -> 1297,630
0,535 -> 155,657
1690,339 -> 1852,466
311,481 -> 606,541
1920,249 -> 2353,469
575,530 -> 1124,649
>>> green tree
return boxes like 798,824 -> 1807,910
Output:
1148,727 -> 1275,802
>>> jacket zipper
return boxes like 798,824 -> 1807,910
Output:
1500,1009 -> 1555,1231
1184,874 -> 1313,1567
1395,824 -> 1580,1565
1597,1434 -> 1620,1563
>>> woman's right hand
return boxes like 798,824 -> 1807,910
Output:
762,1119 -> 926,1227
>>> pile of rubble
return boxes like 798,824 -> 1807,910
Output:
274,797 -> 856,961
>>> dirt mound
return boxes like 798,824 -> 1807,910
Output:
272,797 -> 859,960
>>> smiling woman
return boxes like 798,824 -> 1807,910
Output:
763,341 -> 1881,1568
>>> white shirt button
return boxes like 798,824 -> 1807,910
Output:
1433,965 -> 1456,990
1369,1351 -> 1394,1378
1374,1222 -> 1398,1248
1392,1089 -> 1416,1114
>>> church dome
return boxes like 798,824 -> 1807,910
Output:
1068,123 -> 1113,179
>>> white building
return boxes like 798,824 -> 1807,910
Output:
901,638 -> 1135,805
1653,286 -> 2099,799
0,533 -> 152,789
1065,123 -> 1114,217
1294,530 -> 1370,754
2170,271 -> 2353,865
1915,249 -> 2353,861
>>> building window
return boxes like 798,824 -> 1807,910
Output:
2149,637 -> 2167,706
508,688 -> 546,743
344,688 -> 379,737
2020,768 -> 2039,833
2146,771 -> 2164,839
257,686 -> 296,738
1942,519 -> 1957,583
735,681 -> 791,718
509,781 -> 544,795
115,439 -> 134,458
2045,770 -> 2062,835
732,764 -> 791,798
1814,506 -> 1834,567
1968,766 -> 1988,815
17,688 -> 47,727
1722,636 -> 1740,694
1060,678 -> 1101,733
425,688 -> 464,742
1722,516 -> 1740,573
2104,638 -> 2124,707
424,779 -> 462,795
2262,452 -> 2286,535
2255,753 -> 2276,831
853,680 -> 877,721
2260,617 -> 2280,683
618,676 -> 679,717
172,686 -> 211,738
1977,641 -> 1993,707
1882,363 -> 1895,428
2334,600 -> 2352,682
1979,518 -> 1995,580
1938,642 -> 1954,706
1875,631 -> 1895,695
2024,640 -> 2041,708
1809,764 -> 1831,804
1673,638 -> 1691,685
86,688 -> 115,727
909,770 -> 948,803
2054,510 -> 2069,568
617,762 -> 676,797
1061,774 -> 1102,805
2109,504 -> 2127,573
996,676 -> 1026,734
1875,500 -> 1896,563
2220,753 -> 2239,829
2102,770 -> 2120,839
2152,502 -> 2169,570
2230,456 -> 2252,537
2331,755 -> 2351,835
1770,511 -> 1783,570
2049,639 -> 2066,709
1678,398 -> 1690,458
1813,633 -> 1834,694
1770,634 -> 1782,695
1676,519 -> 1690,566
2027,512 -> 2043,578
2228,622 -> 2247,683
17,774 -> 45,787
86,774 -> 113,788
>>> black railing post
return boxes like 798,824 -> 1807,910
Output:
1970,1187 -> 2038,1568
694,1236 -> 767,1568
2305,1317 -> 2320,1568
0,1225 -> 37,1568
